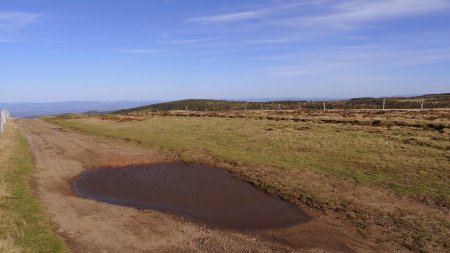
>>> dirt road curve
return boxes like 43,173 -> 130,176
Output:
18,119 -> 378,253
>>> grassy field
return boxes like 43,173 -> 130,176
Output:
46,109 -> 450,252
0,120 -> 67,252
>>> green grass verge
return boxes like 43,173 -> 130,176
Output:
0,120 -> 68,252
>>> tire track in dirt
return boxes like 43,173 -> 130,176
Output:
18,118 -> 379,253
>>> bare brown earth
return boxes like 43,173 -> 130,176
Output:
16,118 -> 389,253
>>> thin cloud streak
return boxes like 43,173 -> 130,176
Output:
268,46 -> 450,78
186,0 -> 328,24
244,37 -> 295,44
0,11 -> 41,29
0,38 -> 19,43
115,48 -> 163,54
186,11 -> 263,23
187,0 -> 449,29
283,0 -> 450,28
163,37 -> 219,45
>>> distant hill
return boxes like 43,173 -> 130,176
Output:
1,101 -> 160,117
115,94 -> 450,113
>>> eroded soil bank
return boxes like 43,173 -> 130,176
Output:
18,118 -> 379,252
74,162 -> 309,230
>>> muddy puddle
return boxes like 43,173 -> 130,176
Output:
74,162 -> 309,230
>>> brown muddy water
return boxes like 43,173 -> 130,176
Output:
74,162 -> 309,230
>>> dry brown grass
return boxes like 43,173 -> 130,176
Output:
47,109 -> 450,252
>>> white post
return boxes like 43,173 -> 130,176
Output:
298,103 -> 301,110
261,103 -> 263,110
382,99 -> 386,110
245,103 -> 247,111
0,109 -> 4,134
1,109 -> 5,125
278,104 -> 281,110
323,101 -> 326,110
421,99 -> 424,110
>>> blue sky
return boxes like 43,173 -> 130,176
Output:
1,0 -> 449,102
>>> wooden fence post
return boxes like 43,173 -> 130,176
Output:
421,99 -> 424,110
382,99 -> 386,110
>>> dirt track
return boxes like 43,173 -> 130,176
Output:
18,119 -> 380,253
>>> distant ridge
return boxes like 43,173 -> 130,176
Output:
115,93 -> 450,113
1,101 -> 161,117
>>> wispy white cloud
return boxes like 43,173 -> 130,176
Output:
345,35 -> 368,40
0,11 -> 41,29
0,38 -> 19,43
268,45 -> 450,78
187,0 -> 449,29
186,11 -> 263,23
186,0 -> 328,24
164,37 -> 219,45
288,0 -> 450,28
245,37 -> 295,44
115,48 -> 162,54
